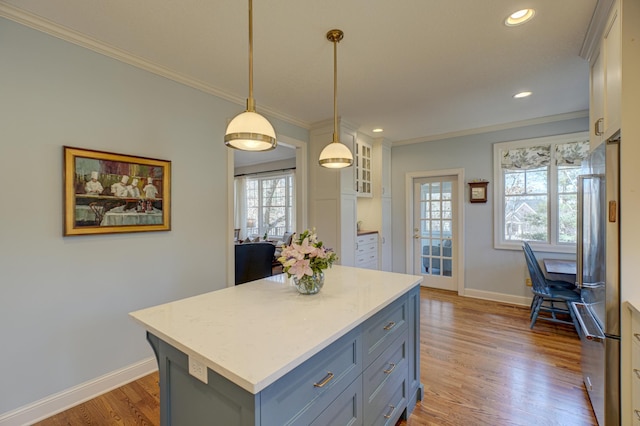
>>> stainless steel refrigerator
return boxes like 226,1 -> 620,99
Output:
571,135 -> 620,425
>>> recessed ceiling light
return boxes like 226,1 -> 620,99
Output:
372,128 -> 384,133
505,9 -> 535,26
513,91 -> 532,99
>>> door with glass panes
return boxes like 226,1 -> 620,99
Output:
413,176 -> 458,291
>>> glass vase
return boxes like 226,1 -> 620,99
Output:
293,271 -> 325,295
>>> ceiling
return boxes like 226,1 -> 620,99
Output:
1,0 -> 597,150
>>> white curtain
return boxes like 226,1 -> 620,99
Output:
234,176 -> 247,240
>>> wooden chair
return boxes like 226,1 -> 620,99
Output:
522,242 -> 580,332
234,242 -> 276,285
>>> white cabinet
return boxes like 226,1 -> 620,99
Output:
309,119 -> 358,266
630,303 -> 640,424
590,1 -> 621,149
356,232 -> 378,270
356,139 -> 372,197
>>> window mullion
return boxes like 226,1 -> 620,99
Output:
548,162 -> 557,245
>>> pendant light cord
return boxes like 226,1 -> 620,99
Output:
333,36 -> 338,143
247,0 -> 255,112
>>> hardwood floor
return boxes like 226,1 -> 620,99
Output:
35,287 -> 596,426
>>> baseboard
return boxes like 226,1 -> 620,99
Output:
0,357 -> 157,426
462,288 -> 531,307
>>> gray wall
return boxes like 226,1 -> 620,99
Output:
0,18 -> 307,415
390,117 -> 588,298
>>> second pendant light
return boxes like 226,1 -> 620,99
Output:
318,29 -> 354,169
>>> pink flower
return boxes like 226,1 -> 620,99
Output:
288,258 -> 313,279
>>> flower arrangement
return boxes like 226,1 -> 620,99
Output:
277,228 -> 338,280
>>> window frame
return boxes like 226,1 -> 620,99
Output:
493,132 -> 588,253
244,171 -> 295,239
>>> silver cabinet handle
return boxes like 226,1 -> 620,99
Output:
383,321 -> 396,331
383,405 -> 395,419
313,371 -> 334,388
594,117 -> 604,136
383,363 -> 396,374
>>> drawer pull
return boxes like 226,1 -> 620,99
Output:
383,405 -> 395,419
635,409 -> 640,421
313,371 -> 334,388
383,363 -> 396,374
383,321 -> 396,331
634,333 -> 640,342
634,369 -> 640,380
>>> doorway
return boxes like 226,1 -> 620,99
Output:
406,169 -> 465,292
227,135 -> 307,286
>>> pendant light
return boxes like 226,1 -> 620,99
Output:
319,29 -> 353,169
225,0 -> 276,151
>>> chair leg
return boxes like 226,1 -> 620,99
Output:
530,295 -> 540,319
530,297 -> 544,329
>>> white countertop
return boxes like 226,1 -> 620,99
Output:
129,265 -> 422,394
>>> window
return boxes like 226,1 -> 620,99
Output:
493,133 -> 589,252
235,170 -> 295,240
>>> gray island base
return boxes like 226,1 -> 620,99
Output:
131,266 -> 423,425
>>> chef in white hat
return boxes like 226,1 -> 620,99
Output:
127,178 -> 141,198
111,175 -> 129,197
143,177 -> 159,199
84,171 -> 104,195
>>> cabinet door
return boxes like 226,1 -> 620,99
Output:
590,50 -> 605,150
381,144 -> 391,198
604,6 -> 621,139
356,141 -> 373,197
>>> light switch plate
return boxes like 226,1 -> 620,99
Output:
188,356 -> 208,384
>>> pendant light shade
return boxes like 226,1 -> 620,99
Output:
225,0 -> 276,151
319,29 -> 353,169
225,111 -> 276,151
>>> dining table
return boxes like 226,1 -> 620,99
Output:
543,258 -> 577,283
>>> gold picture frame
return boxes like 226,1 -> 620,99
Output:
64,146 -> 171,236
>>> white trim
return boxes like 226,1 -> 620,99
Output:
0,357 -> 157,426
405,168 -> 465,296
0,2 -> 308,130
392,111 -> 588,147
462,288 -> 531,307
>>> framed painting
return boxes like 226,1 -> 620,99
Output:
64,146 -> 171,236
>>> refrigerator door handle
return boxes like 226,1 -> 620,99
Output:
576,174 -> 603,289
571,302 -> 605,341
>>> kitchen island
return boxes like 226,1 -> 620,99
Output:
130,265 -> 423,425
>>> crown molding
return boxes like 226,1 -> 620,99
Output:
0,2 -> 310,130
579,0 -> 616,61
392,110 -> 589,147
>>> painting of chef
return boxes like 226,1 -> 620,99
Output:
64,146 -> 171,236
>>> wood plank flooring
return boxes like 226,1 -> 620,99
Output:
34,287 -> 596,426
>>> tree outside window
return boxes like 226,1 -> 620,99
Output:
243,172 -> 294,239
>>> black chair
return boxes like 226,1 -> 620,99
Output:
235,242 -> 276,285
522,242 -> 580,332
522,241 -> 576,290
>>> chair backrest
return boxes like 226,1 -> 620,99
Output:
522,241 -> 551,296
282,232 -> 295,246
235,242 -> 276,285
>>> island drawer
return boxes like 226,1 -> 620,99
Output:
261,328 -> 362,425
310,375 -> 363,426
365,375 -> 407,426
363,334 -> 408,424
363,295 -> 408,366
